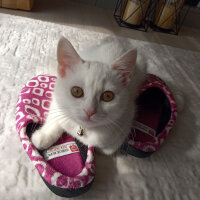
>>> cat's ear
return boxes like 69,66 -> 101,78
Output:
111,49 -> 137,87
57,37 -> 83,78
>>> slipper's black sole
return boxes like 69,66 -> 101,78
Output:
42,176 -> 94,197
28,124 -> 93,197
121,142 -> 153,158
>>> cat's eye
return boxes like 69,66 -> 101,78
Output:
71,86 -> 84,98
101,91 -> 115,102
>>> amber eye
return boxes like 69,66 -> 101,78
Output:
101,91 -> 115,102
71,86 -> 84,98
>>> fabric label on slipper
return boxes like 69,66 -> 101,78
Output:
133,121 -> 156,137
43,142 -> 79,161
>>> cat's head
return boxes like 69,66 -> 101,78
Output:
54,37 -> 137,128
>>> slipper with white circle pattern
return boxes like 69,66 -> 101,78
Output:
121,74 -> 177,157
15,75 -> 95,197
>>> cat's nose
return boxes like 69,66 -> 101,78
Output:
84,109 -> 96,119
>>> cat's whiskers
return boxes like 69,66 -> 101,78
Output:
106,117 -> 127,136
40,112 -> 73,127
48,106 -> 70,114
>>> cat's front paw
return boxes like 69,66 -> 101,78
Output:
101,148 -> 117,155
31,130 -> 52,150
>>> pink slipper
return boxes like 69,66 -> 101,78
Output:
16,75 -> 95,197
122,74 -> 177,157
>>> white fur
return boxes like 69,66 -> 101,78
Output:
31,37 -> 146,154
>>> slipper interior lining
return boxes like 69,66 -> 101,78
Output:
133,87 -> 171,143
26,123 -> 86,177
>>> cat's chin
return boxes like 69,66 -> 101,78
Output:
79,120 -> 99,129
76,118 -> 107,129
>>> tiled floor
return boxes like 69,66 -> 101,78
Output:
0,0 -> 200,52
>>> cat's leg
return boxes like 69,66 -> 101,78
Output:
31,118 -> 63,150
101,147 -> 117,155
100,138 -> 124,155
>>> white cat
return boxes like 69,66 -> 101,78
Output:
31,37 -> 146,155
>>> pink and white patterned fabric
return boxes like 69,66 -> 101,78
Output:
15,75 -> 95,189
16,74 -> 176,187
128,74 -> 177,152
